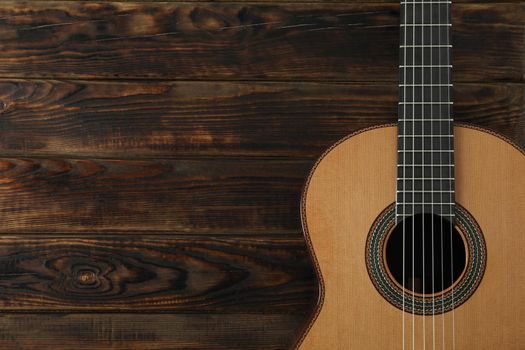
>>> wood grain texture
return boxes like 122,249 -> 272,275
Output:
0,313 -> 303,349
0,80 -> 522,158
0,157 -> 311,233
0,2 -> 521,81
0,235 -> 315,311
25,0 -> 524,3
299,125 -> 525,349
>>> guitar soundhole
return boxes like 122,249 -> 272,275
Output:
384,213 -> 466,295
365,204 -> 486,314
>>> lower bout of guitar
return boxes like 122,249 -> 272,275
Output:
296,125 -> 525,349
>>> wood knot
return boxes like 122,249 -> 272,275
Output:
76,270 -> 98,285
0,101 -> 9,112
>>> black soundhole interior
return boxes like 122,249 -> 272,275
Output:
385,213 -> 466,295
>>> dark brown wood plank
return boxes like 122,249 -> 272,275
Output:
454,84 -> 525,148
25,0 -> 525,3
0,157 -> 310,233
0,313 -> 304,349
0,235 -> 315,312
0,2 -> 521,82
0,80 -> 523,158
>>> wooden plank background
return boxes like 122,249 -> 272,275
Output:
0,0 -> 522,348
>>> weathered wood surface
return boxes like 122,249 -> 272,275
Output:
0,313 -> 303,349
0,157 -> 310,233
0,2 -> 522,81
0,81 -> 522,158
25,0 -> 524,3
0,235 -> 315,311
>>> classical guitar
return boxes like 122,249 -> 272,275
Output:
296,0 -> 525,349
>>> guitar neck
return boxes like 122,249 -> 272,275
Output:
396,0 -> 455,220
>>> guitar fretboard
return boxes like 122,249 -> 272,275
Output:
396,0 -> 455,220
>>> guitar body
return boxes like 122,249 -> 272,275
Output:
297,124 -> 525,349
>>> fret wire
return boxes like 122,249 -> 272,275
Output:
397,202 -> 456,205
398,150 -> 454,152
399,102 -> 453,104
398,135 -> 454,137
399,119 -> 453,121
397,190 -> 454,192
400,1 -> 451,3
400,84 -> 452,86
400,65 -> 452,68
397,178 -> 454,180
400,45 -> 452,47
397,164 -> 455,167
400,24 -> 452,27
397,213 -> 455,216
